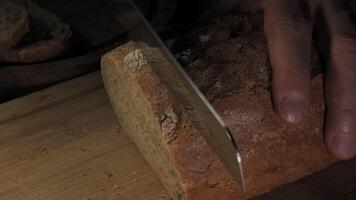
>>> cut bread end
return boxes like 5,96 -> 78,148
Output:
0,0 -> 72,63
101,41 -> 186,199
0,0 -> 29,51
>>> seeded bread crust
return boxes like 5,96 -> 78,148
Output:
0,0 -> 29,51
0,0 -> 71,63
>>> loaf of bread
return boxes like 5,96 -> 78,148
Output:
101,16 -> 336,200
0,0 -> 71,63
0,0 -> 29,51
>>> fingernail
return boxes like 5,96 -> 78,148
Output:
328,134 -> 356,160
279,97 -> 305,123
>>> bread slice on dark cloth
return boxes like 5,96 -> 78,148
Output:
0,0 -> 72,63
0,0 -> 29,51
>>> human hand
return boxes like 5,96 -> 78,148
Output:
210,0 -> 356,159
263,0 -> 356,160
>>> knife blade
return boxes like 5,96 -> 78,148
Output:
115,0 -> 245,191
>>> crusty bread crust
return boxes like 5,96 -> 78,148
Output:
0,0 -> 71,63
0,0 -> 29,51
102,16 -> 336,200
0,36 -> 69,63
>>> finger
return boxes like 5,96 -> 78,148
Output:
316,0 -> 356,160
263,0 -> 313,123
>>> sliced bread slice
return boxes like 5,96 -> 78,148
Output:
0,0 -> 29,51
0,0 -> 72,63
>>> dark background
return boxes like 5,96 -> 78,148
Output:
0,1 -> 355,199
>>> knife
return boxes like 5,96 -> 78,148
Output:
115,0 -> 245,191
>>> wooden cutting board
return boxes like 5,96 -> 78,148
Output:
0,72 -> 167,200
0,71 -> 355,200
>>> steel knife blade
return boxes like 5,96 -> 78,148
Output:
115,0 -> 245,191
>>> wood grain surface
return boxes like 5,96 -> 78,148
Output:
0,71 -> 354,200
0,72 -> 167,200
